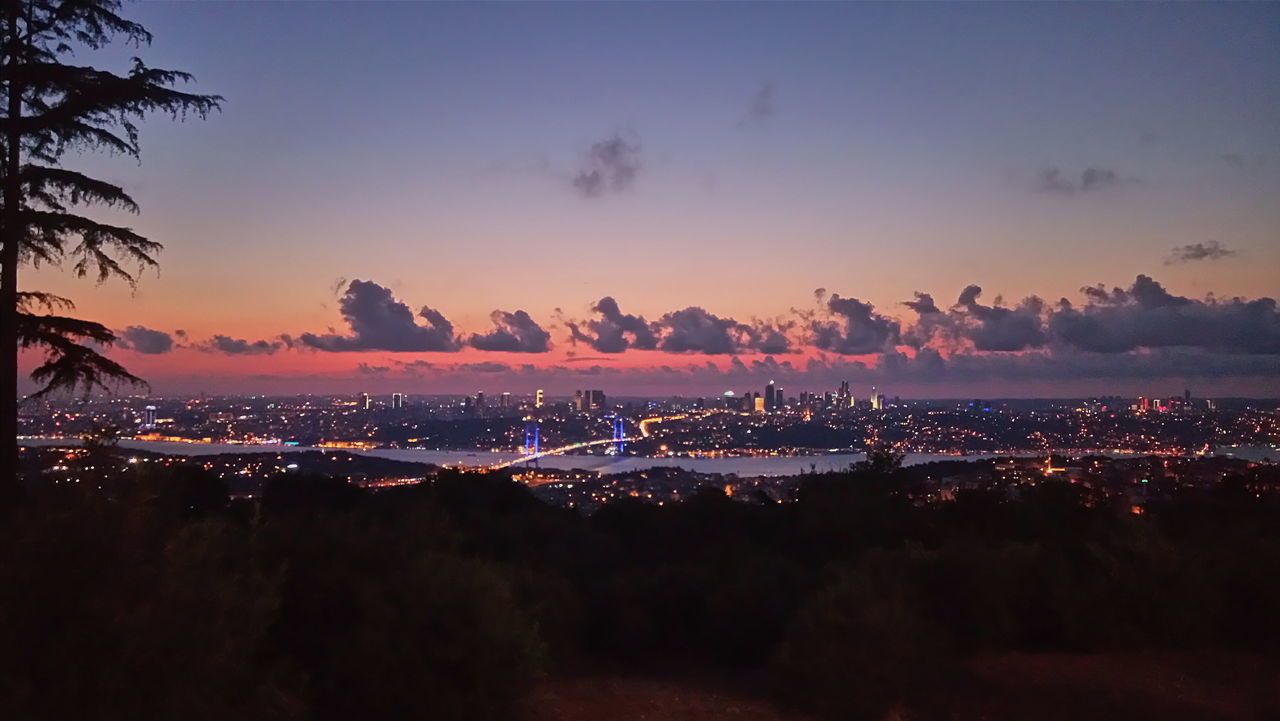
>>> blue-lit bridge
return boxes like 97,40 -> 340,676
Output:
487,411 -> 717,470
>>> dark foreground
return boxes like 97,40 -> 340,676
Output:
2,454 -> 1279,720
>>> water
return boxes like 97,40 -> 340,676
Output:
20,437 -> 1278,476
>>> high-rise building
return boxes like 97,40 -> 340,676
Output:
775,387 -> 784,411
753,395 -> 766,413
500,392 -> 511,409
574,390 -> 584,412
476,391 -> 486,408
391,392 -> 404,410
361,393 -> 371,410
535,389 -> 544,408
143,405 -> 157,429
765,380 -> 777,412
583,389 -> 606,410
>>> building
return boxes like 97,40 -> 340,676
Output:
583,389 -> 606,411
142,405 -> 157,430
391,393 -> 404,410
535,389 -> 544,408
361,393 -> 371,410
765,380 -> 777,412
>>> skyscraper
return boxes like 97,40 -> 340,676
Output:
361,392 -> 370,410
765,380 -> 777,412
391,392 -> 404,409
535,389 -> 544,408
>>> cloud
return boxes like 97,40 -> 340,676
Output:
902,292 -> 940,315
654,307 -> 792,355
1166,240 -> 1236,264
1037,166 -> 1124,195
951,285 -> 1047,351
454,361 -> 512,373
809,295 -> 900,355
117,326 -> 173,354
739,82 -> 775,126
567,297 -> 658,353
469,309 -> 552,353
199,335 -> 283,355
299,280 -> 460,352
571,132 -> 642,198
1048,274 -> 1279,354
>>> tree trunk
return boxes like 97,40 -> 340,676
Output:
0,0 -> 23,507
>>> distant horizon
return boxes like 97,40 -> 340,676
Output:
17,2 -> 1280,398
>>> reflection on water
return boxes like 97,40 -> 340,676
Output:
19,437 -> 1277,477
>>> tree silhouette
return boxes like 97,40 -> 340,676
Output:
0,0 -> 220,505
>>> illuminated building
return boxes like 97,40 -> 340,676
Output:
143,405 -> 157,430
584,390 -> 606,411
391,392 -> 404,410
361,392 -> 371,410
535,389 -> 544,408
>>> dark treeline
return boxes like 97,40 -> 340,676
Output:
3,456 -> 1280,720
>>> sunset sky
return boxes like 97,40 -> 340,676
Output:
21,2 -> 1280,397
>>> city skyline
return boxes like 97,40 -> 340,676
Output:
16,2 -> 1280,397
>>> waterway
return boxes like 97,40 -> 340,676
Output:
19,437 -> 1279,476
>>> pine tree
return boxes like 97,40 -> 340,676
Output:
1,0 -> 220,504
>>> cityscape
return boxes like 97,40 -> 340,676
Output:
3,2 -> 1280,721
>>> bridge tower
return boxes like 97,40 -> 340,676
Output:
612,416 -> 625,456
523,421 -> 540,465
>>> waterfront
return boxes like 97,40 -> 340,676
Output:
19,437 -> 1277,476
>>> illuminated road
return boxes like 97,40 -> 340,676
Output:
490,437 -> 638,470
491,410 -> 725,470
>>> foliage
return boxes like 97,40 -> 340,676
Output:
4,461 -> 1280,719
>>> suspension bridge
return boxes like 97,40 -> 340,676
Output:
487,411 -> 716,470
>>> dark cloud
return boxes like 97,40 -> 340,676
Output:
117,326 -> 173,354
567,297 -> 658,353
952,286 -> 1047,351
454,361 -> 512,373
200,335 -> 283,355
656,307 -> 742,354
1037,166 -> 1123,195
299,280 -> 459,352
1166,240 -> 1235,264
1048,274 -> 1280,354
571,133 -> 642,198
652,307 -> 791,355
469,310 -> 552,353
809,295 -> 900,355
902,292 -> 940,315
745,321 -> 794,355
740,82 -> 775,126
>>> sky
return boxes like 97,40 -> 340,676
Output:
20,1 -> 1280,398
